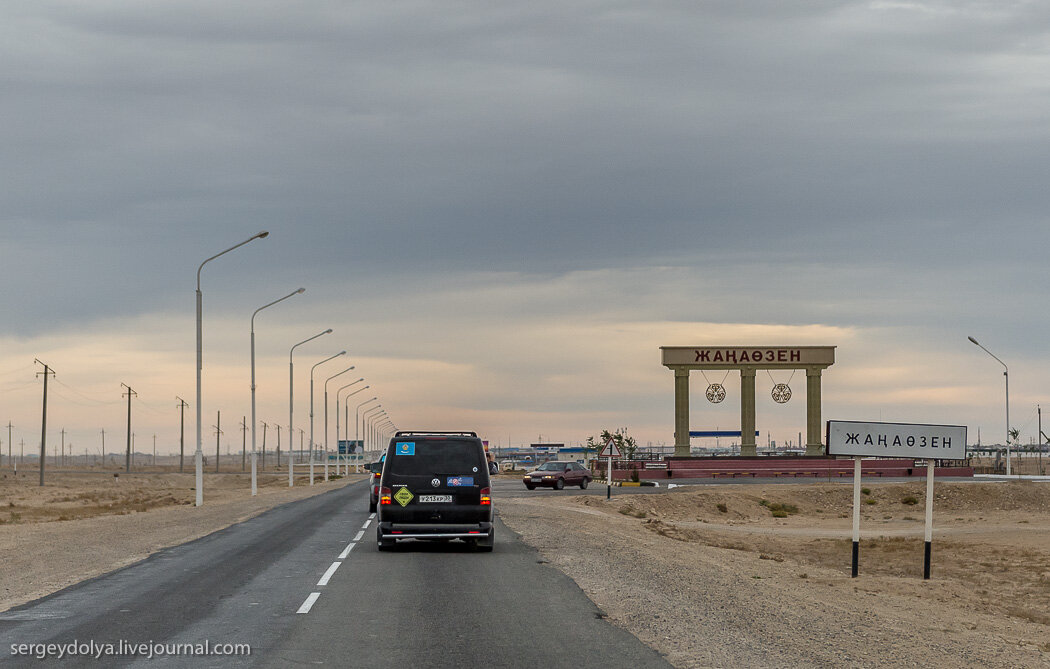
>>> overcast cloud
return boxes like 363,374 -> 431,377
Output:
2,1 -> 1049,453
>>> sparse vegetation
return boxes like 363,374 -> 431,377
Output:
901,496 -> 919,505
716,503 -> 728,513
765,502 -> 798,518
861,487 -> 871,495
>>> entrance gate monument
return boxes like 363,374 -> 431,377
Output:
661,346 -> 836,457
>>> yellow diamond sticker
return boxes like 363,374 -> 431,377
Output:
393,487 -> 413,507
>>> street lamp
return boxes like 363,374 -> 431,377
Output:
289,328 -> 332,486
324,366 -> 356,456
343,385 -> 371,472
336,378 -> 365,473
195,230 -> 269,507
377,420 -> 395,451
251,287 -> 306,495
356,397 -> 379,458
968,336 -> 1011,476
362,405 -> 384,454
368,411 -> 388,452
310,351 -> 346,462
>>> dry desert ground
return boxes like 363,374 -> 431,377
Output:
3,468 -> 1050,667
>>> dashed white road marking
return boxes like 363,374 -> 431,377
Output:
338,543 -> 356,559
297,593 -> 321,614
317,561 -> 342,586
353,530 -> 365,542
369,513 -> 376,520
362,519 -> 372,529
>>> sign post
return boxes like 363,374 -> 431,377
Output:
598,438 -> 622,500
924,459 -> 935,579
852,456 -> 861,578
827,420 -> 966,579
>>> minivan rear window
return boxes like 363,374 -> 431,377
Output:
388,440 -> 482,476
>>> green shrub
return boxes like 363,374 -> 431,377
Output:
901,495 -> 919,505
863,498 -> 877,505
716,503 -> 728,513
765,502 -> 798,517
861,487 -> 871,495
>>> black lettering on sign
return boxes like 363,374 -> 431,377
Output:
864,434 -> 874,445
846,433 -> 859,444
878,435 -> 887,446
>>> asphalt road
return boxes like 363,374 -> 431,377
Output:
0,480 -> 670,668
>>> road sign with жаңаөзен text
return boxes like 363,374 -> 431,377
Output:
826,420 -> 967,460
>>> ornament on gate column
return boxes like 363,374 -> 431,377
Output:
706,383 -> 726,403
701,371 -> 730,404
771,383 -> 792,403
767,370 -> 796,404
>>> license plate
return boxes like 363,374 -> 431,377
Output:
531,478 -> 541,482
419,495 -> 453,503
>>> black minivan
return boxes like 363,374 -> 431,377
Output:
376,431 -> 494,552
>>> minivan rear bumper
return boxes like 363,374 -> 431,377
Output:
379,521 -> 492,540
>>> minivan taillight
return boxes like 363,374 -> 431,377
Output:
380,486 -> 392,505
480,487 -> 491,505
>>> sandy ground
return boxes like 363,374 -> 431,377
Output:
0,468 -> 359,611
4,469 -> 1050,667
496,479 -> 1050,668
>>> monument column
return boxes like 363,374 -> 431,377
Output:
674,369 -> 690,457
740,367 -> 757,457
806,367 -> 823,455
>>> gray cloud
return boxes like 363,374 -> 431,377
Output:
1,1 -> 1048,443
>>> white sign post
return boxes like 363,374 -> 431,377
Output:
827,420 -> 967,580
598,438 -> 622,500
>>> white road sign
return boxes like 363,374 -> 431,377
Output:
826,420 -> 967,461
598,439 -> 622,458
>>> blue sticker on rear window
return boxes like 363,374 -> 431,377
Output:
395,442 -> 415,456
447,476 -> 474,487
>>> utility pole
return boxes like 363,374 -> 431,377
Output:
122,383 -> 136,473
299,428 -> 305,463
153,434 -> 157,467
35,360 -> 54,486
176,397 -> 188,473
241,416 -> 247,471
61,428 -> 66,467
6,421 -> 11,470
100,428 -> 105,468
213,411 -> 222,474
261,421 -> 268,471
276,424 -> 281,469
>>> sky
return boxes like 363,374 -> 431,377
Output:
2,0 -> 1049,458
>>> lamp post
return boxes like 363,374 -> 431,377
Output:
362,405 -> 384,454
310,351 -> 345,464
196,231 -> 269,506
968,336 -> 1011,476
324,366 -> 356,473
289,329 -> 332,487
356,397 -> 379,460
251,287 -> 306,496
367,411 -> 388,453
344,386 -> 370,472
377,420 -> 395,453
336,379 -> 365,473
